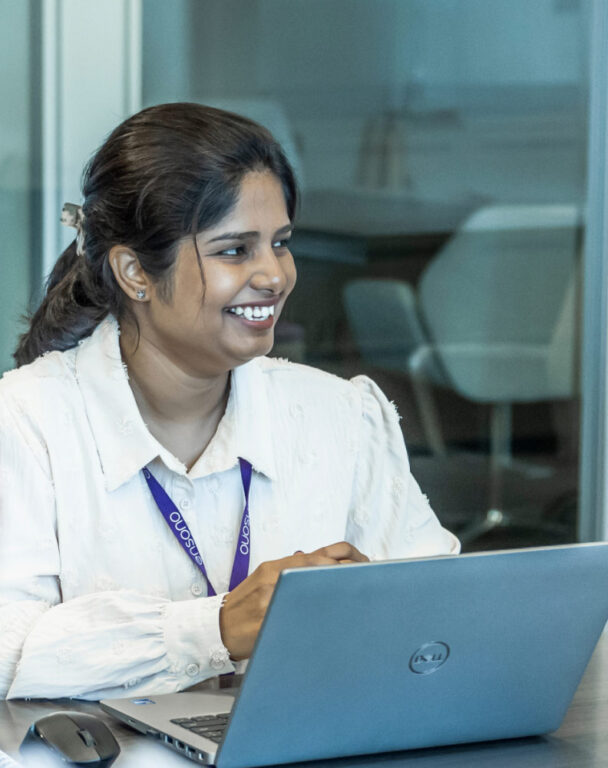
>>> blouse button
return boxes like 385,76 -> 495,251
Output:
186,663 -> 200,677
209,646 -> 230,671
191,583 -> 203,596
125,677 -> 140,688
179,498 -> 191,510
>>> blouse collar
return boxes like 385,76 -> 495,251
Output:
75,316 -> 276,492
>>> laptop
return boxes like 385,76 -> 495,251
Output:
101,543 -> 608,767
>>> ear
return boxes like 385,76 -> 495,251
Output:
108,246 -> 151,302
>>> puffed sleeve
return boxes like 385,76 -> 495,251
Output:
0,396 -> 233,701
345,376 -> 459,560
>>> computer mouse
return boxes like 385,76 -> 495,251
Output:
20,711 -> 120,767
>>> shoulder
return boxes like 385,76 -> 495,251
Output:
0,347 -> 78,403
255,356 -> 360,401
0,348 -> 79,454
252,357 -> 397,422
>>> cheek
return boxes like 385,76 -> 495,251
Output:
283,255 -> 297,294
205,269 -> 241,300
172,263 -> 205,307
201,253 -> 246,290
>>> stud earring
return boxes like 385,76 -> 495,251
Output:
136,289 -> 146,300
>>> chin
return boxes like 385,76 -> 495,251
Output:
231,339 -> 275,366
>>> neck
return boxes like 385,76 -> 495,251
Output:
120,325 -> 229,466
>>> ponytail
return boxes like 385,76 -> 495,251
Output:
13,240 -> 109,367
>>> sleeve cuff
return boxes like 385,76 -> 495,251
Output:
162,594 -> 235,684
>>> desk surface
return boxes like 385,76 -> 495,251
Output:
2,635 -> 608,768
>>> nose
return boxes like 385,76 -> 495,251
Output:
249,245 -> 289,293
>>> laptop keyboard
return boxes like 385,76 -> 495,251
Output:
170,713 -> 230,744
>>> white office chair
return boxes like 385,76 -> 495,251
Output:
344,204 -> 582,543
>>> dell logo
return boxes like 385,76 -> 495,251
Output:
409,642 -> 450,675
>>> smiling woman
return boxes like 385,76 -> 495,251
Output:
0,103 -> 458,701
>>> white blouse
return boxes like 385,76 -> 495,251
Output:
0,317 -> 458,700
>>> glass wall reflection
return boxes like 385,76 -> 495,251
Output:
0,0 -> 589,551
143,0 -> 588,550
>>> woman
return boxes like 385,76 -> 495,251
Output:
0,103 -> 458,700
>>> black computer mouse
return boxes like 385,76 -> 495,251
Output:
20,711 -> 120,767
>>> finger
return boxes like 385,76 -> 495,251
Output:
316,541 -> 370,563
276,552 -> 342,571
304,553 -> 344,567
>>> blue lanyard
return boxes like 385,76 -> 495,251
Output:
142,458 -> 252,596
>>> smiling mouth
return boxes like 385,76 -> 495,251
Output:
225,304 -> 275,322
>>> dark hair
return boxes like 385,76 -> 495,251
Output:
14,102 -> 298,366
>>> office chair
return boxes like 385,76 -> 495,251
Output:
343,204 -> 581,543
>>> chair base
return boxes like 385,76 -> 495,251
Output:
457,507 -> 573,547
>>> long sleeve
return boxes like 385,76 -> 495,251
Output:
0,398 -> 233,701
345,375 -> 460,560
3,592 -> 232,700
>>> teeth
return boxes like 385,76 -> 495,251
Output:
228,305 -> 275,320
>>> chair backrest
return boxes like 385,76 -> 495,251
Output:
418,204 -> 581,402
343,279 -> 428,371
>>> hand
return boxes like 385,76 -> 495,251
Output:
219,541 -> 368,661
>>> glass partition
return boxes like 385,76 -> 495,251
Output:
0,0 -> 594,551
143,0 -> 590,550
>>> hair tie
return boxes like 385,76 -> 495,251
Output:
60,202 -> 86,258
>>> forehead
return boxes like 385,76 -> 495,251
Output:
210,171 -> 289,233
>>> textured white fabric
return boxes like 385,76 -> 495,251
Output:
0,317 -> 458,700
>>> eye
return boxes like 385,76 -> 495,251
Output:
217,244 -> 247,258
273,237 -> 291,249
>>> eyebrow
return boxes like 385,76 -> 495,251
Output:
206,223 -> 293,243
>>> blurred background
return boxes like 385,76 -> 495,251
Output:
2,0 -> 606,551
